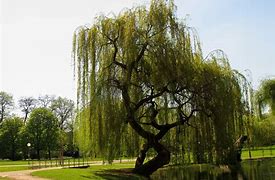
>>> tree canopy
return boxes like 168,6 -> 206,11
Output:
26,108 -> 59,160
51,96 -> 75,130
18,96 -> 37,123
0,91 -> 14,123
73,0 -> 250,176
256,78 -> 275,117
0,117 -> 23,160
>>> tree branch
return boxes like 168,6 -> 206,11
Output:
135,87 -> 168,111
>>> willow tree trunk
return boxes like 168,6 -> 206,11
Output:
133,141 -> 170,177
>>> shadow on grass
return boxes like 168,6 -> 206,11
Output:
93,168 -> 147,180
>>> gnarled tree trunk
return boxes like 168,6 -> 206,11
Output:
133,141 -> 170,177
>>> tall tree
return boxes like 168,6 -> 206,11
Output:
50,97 -> 74,162
73,0 -> 248,176
43,109 -> 59,160
18,97 -> 37,123
0,91 -> 14,123
50,97 -> 74,130
38,95 -> 55,108
26,108 -> 59,160
256,78 -> 275,117
0,117 -> 24,160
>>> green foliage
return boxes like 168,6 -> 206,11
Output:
73,0 -> 250,166
256,78 -> 275,117
251,116 -> 275,146
50,96 -> 75,130
26,108 -> 60,159
0,91 -> 14,123
0,117 -> 24,160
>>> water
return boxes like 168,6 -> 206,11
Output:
151,158 -> 275,180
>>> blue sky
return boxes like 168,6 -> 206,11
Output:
178,0 -> 275,84
1,0 -> 274,102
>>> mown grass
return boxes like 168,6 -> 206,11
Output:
0,166 -> 29,172
0,160 -> 30,172
0,160 -> 28,166
32,164 -> 146,180
242,146 -> 275,159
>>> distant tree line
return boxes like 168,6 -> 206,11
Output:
0,92 -> 76,160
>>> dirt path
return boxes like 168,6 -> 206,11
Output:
0,167 -> 62,180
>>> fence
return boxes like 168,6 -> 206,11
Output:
28,157 -> 92,169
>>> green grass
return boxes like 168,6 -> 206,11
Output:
32,164 -> 146,180
0,166 -> 29,172
242,145 -> 275,159
0,160 -> 30,172
0,160 -> 29,166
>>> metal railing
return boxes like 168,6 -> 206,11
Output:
28,157 -> 92,169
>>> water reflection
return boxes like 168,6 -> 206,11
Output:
151,158 -> 275,180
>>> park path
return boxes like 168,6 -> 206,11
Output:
0,167 -> 61,180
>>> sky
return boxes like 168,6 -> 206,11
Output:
1,0 -> 275,103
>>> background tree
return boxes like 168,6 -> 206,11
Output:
252,116 -> 275,146
50,97 -> 74,162
73,0 -> 249,176
19,126 -> 31,160
256,78 -> 275,117
0,91 -> 14,123
18,97 -> 37,123
50,97 -> 74,130
42,109 -> 59,160
26,108 -> 59,160
0,117 -> 23,160
38,95 -> 55,108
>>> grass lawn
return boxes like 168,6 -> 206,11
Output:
242,146 -> 275,159
0,166 -> 29,172
0,160 -> 29,166
0,160 -> 30,172
32,164 -> 146,180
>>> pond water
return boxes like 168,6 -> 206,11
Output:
151,158 -> 275,180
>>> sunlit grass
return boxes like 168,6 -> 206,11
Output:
0,160 -> 29,166
32,163 -> 146,180
242,146 -> 275,159
0,166 -> 29,172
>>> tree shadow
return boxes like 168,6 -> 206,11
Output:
93,168 -> 147,180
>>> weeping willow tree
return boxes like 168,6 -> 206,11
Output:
256,78 -> 275,117
73,0 -> 250,176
